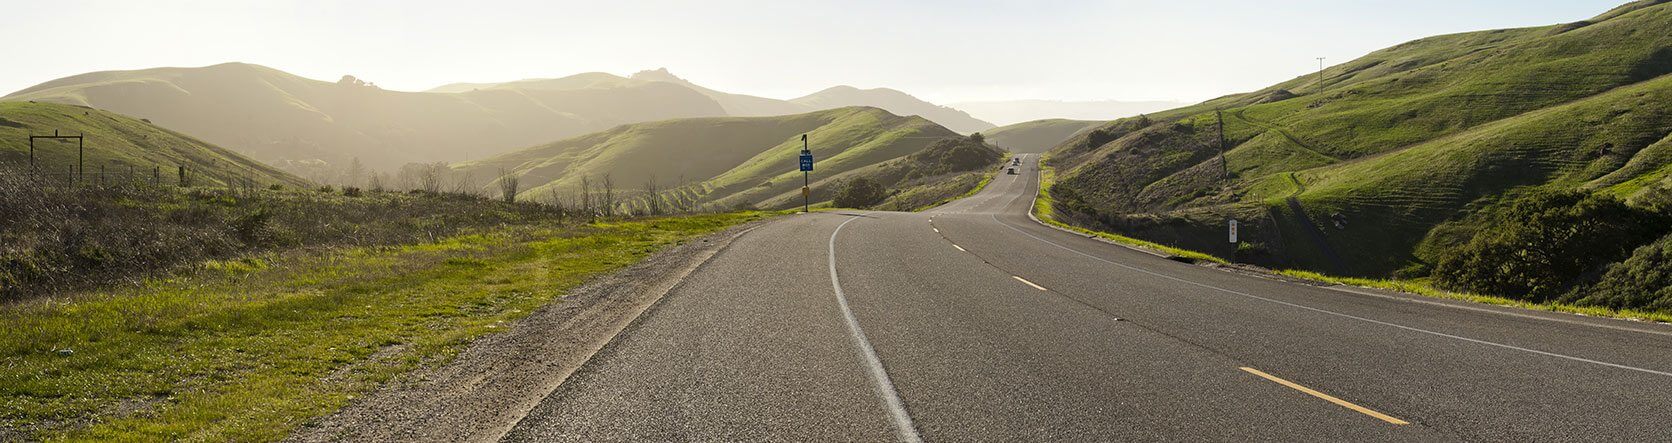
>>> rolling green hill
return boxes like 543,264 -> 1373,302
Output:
1044,0 -> 1672,277
454,106 -> 975,211
984,119 -> 1101,153
0,101 -> 307,187
3,63 -> 727,173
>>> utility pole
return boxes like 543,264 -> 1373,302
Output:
1316,57 -> 1326,94
1216,110 -> 1228,184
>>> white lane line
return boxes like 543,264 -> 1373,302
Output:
1323,285 -> 1672,338
828,216 -> 923,442
952,244 -> 966,252
991,213 -> 1672,378
1013,275 -> 1047,291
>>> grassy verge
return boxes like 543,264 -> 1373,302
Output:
1030,159 -> 1672,324
0,212 -> 767,441
1031,160 -> 1225,264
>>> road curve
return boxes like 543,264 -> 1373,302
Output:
503,155 -> 1672,441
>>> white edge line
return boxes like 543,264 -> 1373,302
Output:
1013,275 -> 1047,291
829,215 -> 923,442
994,212 -> 1672,378
1322,285 -> 1672,338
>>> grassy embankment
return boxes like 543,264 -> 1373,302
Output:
1032,158 -> 1672,324
0,210 -> 766,441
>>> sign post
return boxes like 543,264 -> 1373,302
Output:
799,134 -> 813,213
1228,218 -> 1239,244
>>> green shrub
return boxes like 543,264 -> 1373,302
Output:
1432,190 -> 1667,301
1566,234 -> 1672,312
833,177 -> 888,208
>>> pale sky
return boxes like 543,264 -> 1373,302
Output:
1,0 -> 1626,104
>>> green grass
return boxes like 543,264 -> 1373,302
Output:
0,212 -> 766,441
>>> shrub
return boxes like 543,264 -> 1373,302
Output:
1432,190 -> 1667,301
1566,234 -> 1672,312
833,177 -> 888,208
341,186 -> 362,197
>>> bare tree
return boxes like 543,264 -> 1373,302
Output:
579,176 -> 594,221
342,157 -> 366,188
451,170 -> 476,196
601,174 -> 615,218
415,162 -> 444,194
367,172 -> 386,192
498,168 -> 520,203
644,175 -> 662,215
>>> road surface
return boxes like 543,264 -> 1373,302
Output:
500,155 -> 1672,441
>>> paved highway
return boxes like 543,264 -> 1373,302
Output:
502,155 -> 1672,441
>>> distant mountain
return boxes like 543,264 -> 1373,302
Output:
454,106 -> 975,211
436,68 -> 994,133
791,86 -> 995,134
627,69 -> 812,116
949,99 -> 1187,127
4,63 -> 727,171
427,72 -> 635,93
983,119 -> 1101,153
1045,0 -> 1672,277
0,101 -> 307,187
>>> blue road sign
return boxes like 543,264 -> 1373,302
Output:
799,153 -> 814,172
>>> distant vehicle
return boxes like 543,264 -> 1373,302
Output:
1012,158 -> 1021,165
1007,167 -> 1017,175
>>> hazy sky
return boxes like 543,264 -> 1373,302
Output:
2,0 -> 1625,104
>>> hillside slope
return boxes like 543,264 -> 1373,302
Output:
984,119 -> 1101,153
454,106 -> 965,211
3,63 -> 727,172
792,86 -> 995,134
0,101 -> 307,187
1044,0 -> 1672,276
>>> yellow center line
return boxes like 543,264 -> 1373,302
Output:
1239,367 -> 1409,425
1012,276 -> 1047,291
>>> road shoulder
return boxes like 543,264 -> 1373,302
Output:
287,220 -> 768,443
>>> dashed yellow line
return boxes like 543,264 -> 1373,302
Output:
1239,367 -> 1408,425
1012,276 -> 1047,291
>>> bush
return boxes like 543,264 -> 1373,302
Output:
833,177 -> 888,208
341,186 -> 362,197
1432,190 -> 1667,301
1566,234 -> 1672,312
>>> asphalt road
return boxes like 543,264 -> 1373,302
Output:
502,155 -> 1672,442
